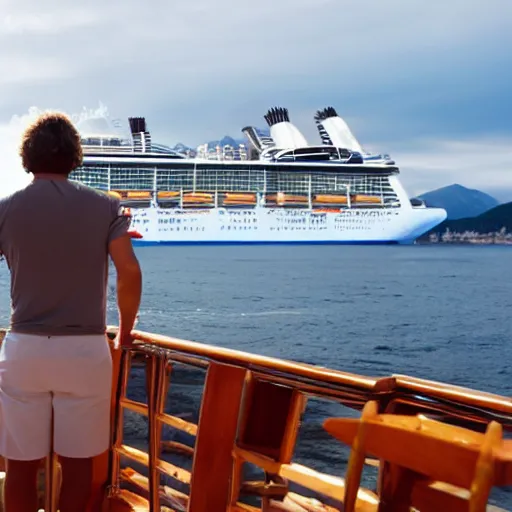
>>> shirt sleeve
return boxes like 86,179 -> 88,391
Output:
108,198 -> 131,243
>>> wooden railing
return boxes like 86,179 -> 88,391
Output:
104,328 -> 512,512
105,329 -> 391,512
1,327 -> 512,511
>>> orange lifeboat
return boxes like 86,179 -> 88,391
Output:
223,193 -> 257,205
352,194 -> 381,204
266,193 -> 308,205
182,192 -> 213,204
126,191 -> 151,199
313,194 -> 349,204
157,191 -> 180,199
280,194 -> 308,204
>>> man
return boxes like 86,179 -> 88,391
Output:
0,112 -> 142,512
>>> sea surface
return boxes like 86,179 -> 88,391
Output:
1,244 -> 511,507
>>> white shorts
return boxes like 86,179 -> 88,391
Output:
0,332 -> 112,461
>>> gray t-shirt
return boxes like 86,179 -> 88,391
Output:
0,178 -> 130,335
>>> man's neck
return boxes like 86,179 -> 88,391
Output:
33,173 -> 68,181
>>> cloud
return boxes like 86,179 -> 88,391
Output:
0,0 -> 510,196
2,0 -> 510,96
389,137 -> 512,199
0,55 -> 67,85
0,110 -> 35,197
1,9 -> 99,35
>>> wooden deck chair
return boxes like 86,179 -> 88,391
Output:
323,400 -> 512,512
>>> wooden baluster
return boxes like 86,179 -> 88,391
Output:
188,362 -> 246,512
230,453 -> 244,507
376,395 -> 412,512
44,442 -> 59,512
377,464 -> 416,512
108,349 -> 132,498
470,421 -> 503,512
146,353 -> 163,512
343,401 -> 378,512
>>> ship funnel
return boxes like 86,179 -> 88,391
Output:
128,116 -> 152,153
241,126 -> 275,154
263,107 -> 308,149
314,107 -> 362,153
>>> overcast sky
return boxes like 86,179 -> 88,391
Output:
1,0 -> 511,199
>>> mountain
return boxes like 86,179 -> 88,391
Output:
439,202 -> 512,232
418,201 -> 512,242
207,136 -> 246,149
417,184 -> 499,220
170,136 -> 249,155
172,142 -> 193,153
480,187 -> 512,204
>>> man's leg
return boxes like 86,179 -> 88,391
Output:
58,455 -> 93,512
3,458 -> 43,512
0,333 -> 53,512
52,334 -> 113,512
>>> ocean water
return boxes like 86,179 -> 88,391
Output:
1,244 -> 511,507
110,244 -> 511,390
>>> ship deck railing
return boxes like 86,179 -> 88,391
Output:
1,327 -> 512,512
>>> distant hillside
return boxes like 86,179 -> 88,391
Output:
418,201 -> 512,242
172,142 -> 193,153
417,184 -> 499,220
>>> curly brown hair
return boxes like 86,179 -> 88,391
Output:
19,112 -> 83,175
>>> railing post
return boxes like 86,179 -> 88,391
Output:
146,353 -> 169,512
188,362 -> 246,512
145,354 -> 158,512
106,348 -> 131,499
44,446 -> 59,512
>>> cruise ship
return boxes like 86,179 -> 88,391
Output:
72,107 -> 447,244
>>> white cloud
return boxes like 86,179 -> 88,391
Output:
0,110 -> 35,197
390,138 -> 512,199
0,0 -> 509,97
0,55 -> 67,85
1,9 -> 99,35
0,0 -> 510,198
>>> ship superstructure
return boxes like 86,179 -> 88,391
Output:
70,106 -> 446,244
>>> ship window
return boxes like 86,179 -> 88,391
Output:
108,166 -> 154,191
157,168 -> 194,190
73,164 -> 399,209
70,164 -> 110,190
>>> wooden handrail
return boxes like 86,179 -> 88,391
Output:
109,327 -> 392,392
393,374 -> 512,414
103,327 -> 512,429
3,328 -> 508,418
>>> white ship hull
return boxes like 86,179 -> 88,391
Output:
130,204 -> 447,245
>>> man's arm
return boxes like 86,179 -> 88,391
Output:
108,234 -> 142,347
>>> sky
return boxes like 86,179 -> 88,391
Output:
1,0 -> 511,200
